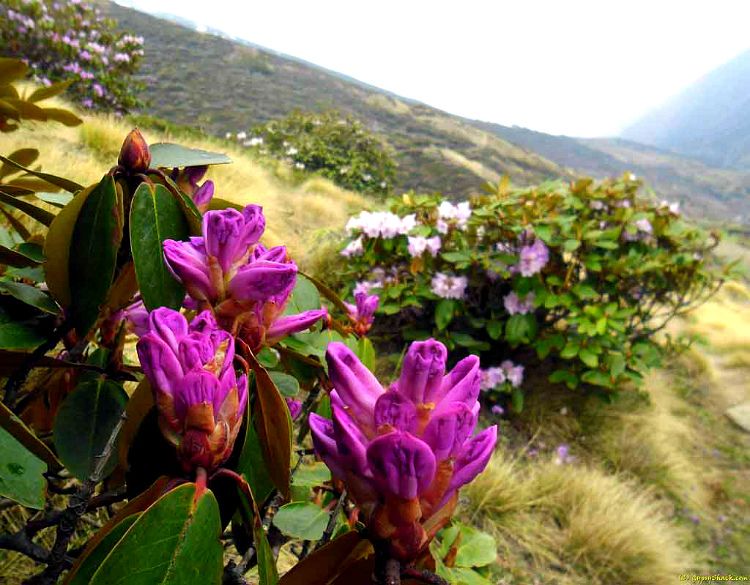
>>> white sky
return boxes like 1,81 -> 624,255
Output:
117,0 -> 750,137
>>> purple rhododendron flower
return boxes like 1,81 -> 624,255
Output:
501,360 -> 524,388
285,397 -> 303,420
503,291 -> 535,315
163,205 -> 325,351
480,367 -> 505,391
517,239 -> 549,277
309,339 -> 497,560
407,235 -> 441,258
136,307 -> 248,472
431,272 -> 468,299
344,292 -> 379,336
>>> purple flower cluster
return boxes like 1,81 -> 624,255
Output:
479,360 -> 524,391
163,205 -> 326,351
309,340 -> 497,560
136,308 -> 248,472
431,272 -> 468,299
407,235 -> 441,258
503,291 -> 535,315
344,292 -> 379,336
517,239 -> 549,277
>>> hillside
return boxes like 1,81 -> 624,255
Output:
99,1 -> 568,198
472,121 -> 750,223
622,49 -> 750,170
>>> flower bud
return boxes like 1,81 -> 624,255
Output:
118,128 -> 151,173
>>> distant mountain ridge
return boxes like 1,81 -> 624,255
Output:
622,49 -> 750,170
102,1 -> 750,223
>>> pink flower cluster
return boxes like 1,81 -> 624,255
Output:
437,201 -> 471,233
345,210 -> 417,239
503,291 -> 535,315
407,235 -> 441,258
479,360 -> 524,391
431,272 -> 468,300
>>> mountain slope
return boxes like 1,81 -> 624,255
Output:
621,49 -> 750,169
101,1 -> 568,198
471,121 -> 750,223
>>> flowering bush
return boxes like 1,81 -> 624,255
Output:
0,0 -> 144,113
229,110 -> 397,195
335,177 -> 727,409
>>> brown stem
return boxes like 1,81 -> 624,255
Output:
401,567 -> 450,585
373,543 -> 401,585
314,488 -> 347,552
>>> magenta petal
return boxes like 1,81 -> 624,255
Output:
192,180 -> 214,209
448,426 -> 497,492
203,208 -> 247,273
255,245 -> 287,263
325,342 -> 384,425
189,310 -> 218,333
124,299 -> 149,336
178,332 -> 215,370
266,309 -> 327,342
236,373 -> 248,415
422,402 -> 476,461
147,307 -> 188,354
398,339 -> 448,404
227,261 -> 298,301
163,239 -> 215,301
373,391 -> 417,433
137,334 -> 184,395
285,397 -> 302,420
436,355 -> 481,406
240,204 -> 265,248
309,413 -> 346,478
331,404 -> 369,475
174,370 -> 220,422
366,431 -> 436,500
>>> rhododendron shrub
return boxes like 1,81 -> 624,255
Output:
336,177 -> 727,408
235,110 -> 397,195
0,0 -> 144,113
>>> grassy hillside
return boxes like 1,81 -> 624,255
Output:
98,1 -> 570,199
472,121 -> 750,224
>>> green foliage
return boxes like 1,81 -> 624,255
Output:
0,423 -> 46,509
0,1 -> 144,113
245,110 -> 396,195
337,176 -> 727,398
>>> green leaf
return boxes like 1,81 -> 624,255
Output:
356,336 -> 376,371
608,353 -> 627,378
581,369 -> 614,388
572,283 -> 597,299
579,348 -> 599,368
0,153 -> 83,193
0,58 -> 28,84
284,274 -> 322,316
53,379 -> 128,480
486,320 -> 503,340
28,80 -> 73,103
0,244 -> 41,268
268,371 -> 300,397
0,281 -> 58,314
292,462 -> 331,489
0,306 -> 47,350
505,314 -> 537,345
130,183 -> 188,310
149,143 -> 232,168
35,191 -> 74,207
435,299 -> 455,330
511,387 -> 524,412
549,369 -> 578,389
595,240 -> 619,250
0,190 -> 55,226
560,342 -> 580,359
68,176 -> 123,336
273,502 -> 329,540
66,514 -> 139,585
89,483 -> 223,585
0,148 -> 38,178
0,424 -> 46,509
236,399 -> 275,508
563,239 -> 581,251
257,347 -> 280,368
246,351 -> 293,499
454,525 -> 497,568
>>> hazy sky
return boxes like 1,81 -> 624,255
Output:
117,0 -> 750,137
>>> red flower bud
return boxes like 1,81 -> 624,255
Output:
118,128 -> 151,172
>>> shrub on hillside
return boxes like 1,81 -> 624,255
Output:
0,0 -> 144,113
230,110 -> 396,195
336,176 -> 727,409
